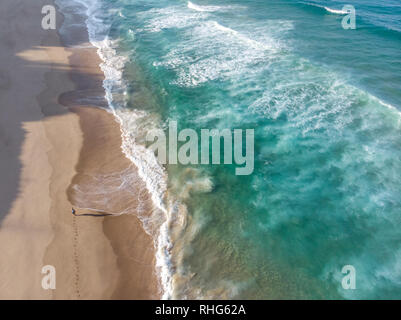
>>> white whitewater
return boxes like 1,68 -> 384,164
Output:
55,0 -> 174,300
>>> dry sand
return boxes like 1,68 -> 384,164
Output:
0,0 -> 160,299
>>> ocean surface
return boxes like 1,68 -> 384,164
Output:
56,0 -> 401,299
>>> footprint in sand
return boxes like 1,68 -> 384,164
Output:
72,215 -> 81,298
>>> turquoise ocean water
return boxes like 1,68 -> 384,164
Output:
57,0 -> 401,299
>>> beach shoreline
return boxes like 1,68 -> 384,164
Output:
0,0 -> 160,299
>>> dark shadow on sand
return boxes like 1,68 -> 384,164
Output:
0,0 -> 107,225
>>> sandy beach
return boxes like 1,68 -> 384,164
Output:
0,0 -> 159,299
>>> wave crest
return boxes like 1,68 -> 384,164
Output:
187,1 -> 220,12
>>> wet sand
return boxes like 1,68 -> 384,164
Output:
0,0 -> 159,299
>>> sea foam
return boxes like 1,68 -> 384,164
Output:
187,1 -> 242,13
324,7 -> 348,14
187,1 -> 221,12
55,0 -> 174,300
